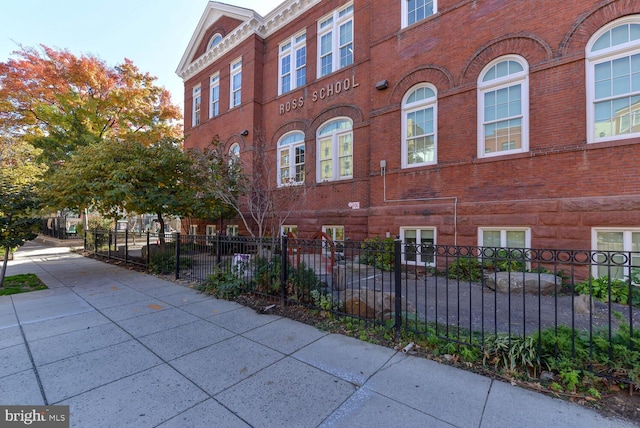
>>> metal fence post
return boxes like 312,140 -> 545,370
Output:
280,235 -> 288,306
108,230 -> 112,260
394,238 -> 402,339
146,231 -> 150,272
216,234 -> 222,266
175,232 -> 181,280
124,230 -> 129,263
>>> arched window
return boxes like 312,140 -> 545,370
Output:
316,118 -> 353,182
208,34 -> 222,50
477,55 -> 529,158
402,84 -> 437,168
228,143 -> 240,165
586,16 -> 640,143
278,132 -> 305,186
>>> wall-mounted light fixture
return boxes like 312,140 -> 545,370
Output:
240,129 -> 249,136
375,80 -> 389,90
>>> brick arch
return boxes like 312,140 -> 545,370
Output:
222,134 -> 246,151
559,0 -> 640,57
389,65 -> 455,105
308,104 -> 365,136
460,33 -> 553,86
195,27 -> 227,58
270,120 -> 311,147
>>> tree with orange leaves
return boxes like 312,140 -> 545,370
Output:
0,45 -> 182,166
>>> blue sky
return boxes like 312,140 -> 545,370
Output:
0,0 -> 283,113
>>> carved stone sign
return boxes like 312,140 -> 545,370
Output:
279,75 -> 360,115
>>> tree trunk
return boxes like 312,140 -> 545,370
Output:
157,212 -> 166,246
0,247 -> 9,288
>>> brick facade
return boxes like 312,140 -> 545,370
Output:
177,0 -> 640,250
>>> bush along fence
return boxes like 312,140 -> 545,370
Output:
84,231 -> 639,389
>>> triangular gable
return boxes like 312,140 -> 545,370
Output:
176,1 -> 260,78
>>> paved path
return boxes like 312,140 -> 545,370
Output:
0,241 -> 635,427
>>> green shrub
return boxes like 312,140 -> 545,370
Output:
149,247 -> 193,274
447,257 -> 483,282
360,237 -> 395,271
574,276 -> 640,305
199,266 -> 245,299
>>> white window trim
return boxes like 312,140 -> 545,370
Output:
281,225 -> 298,237
206,225 -> 217,245
208,33 -> 223,50
278,31 -> 306,95
477,55 -> 529,159
227,225 -> 239,236
277,132 -> 305,187
209,73 -> 220,119
400,227 -> 437,266
401,0 -> 438,29
586,15 -> 640,144
591,227 -> 640,279
192,85 -> 201,127
316,117 -> 353,183
230,57 -> 242,108
317,2 -> 354,78
402,83 -> 438,168
478,227 -> 531,249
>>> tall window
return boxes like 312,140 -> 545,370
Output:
317,118 -> 353,182
318,3 -> 354,78
209,73 -> 219,118
229,143 -> 240,163
592,228 -> 640,280
587,16 -> 640,143
278,132 -> 305,186
401,227 -> 436,265
230,58 -> 242,108
402,84 -> 437,168
402,0 -> 436,28
192,85 -> 201,127
279,32 -> 306,95
477,55 -> 529,158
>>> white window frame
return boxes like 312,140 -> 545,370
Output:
281,225 -> 298,237
586,16 -> 640,144
189,225 -> 198,235
322,224 -> 346,244
230,58 -> 242,108
192,85 -> 201,127
277,131 -> 305,186
317,3 -> 354,78
279,32 -> 307,95
478,227 -> 531,249
206,225 -> 217,245
592,227 -> 640,281
316,118 -> 353,182
209,73 -> 220,118
402,83 -> 438,168
400,227 -> 436,266
227,225 -> 239,236
402,0 -> 437,28
208,33 -> 222,50
477,55 -> 529,158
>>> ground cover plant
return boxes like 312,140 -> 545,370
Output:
0,273 -> 47,295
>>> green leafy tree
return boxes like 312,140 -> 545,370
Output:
0,179 -> 41,287
44,138 -> 230,242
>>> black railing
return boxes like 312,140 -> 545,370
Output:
84,231 -> 639,386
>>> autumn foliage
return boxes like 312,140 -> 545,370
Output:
0,45 -> 182,164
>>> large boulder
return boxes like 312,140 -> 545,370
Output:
484,272 -> 561,295
339,289 -> 416,320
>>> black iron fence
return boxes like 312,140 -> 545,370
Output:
41,216 -> 80,240
84,231 -> 639,386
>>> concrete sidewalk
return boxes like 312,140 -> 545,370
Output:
0,241 -> 635,427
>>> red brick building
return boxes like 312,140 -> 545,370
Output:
177,0 -> 640,271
